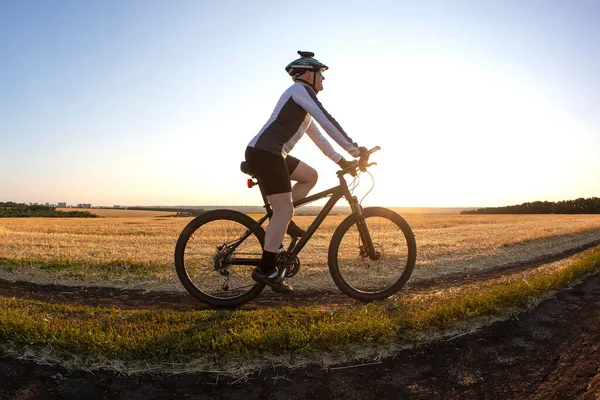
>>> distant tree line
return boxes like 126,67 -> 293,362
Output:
0,202 -> 98,218
124,206 -> 206,217
461,197 -> 600,215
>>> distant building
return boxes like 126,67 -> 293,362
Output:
76,203 -> 92,209
58,202 -> 67,208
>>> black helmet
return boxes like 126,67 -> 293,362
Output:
285,50 -> 329,77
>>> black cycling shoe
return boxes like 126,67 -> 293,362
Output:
286,220 -> 306,238
252,267 -> 293,293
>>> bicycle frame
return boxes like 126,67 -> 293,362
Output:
226,166 -> 378,267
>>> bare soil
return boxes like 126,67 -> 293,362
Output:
1,247 -> 600,399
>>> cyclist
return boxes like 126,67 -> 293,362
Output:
245,51 -> 366,293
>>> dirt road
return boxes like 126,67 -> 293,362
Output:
1,269 -> 600,399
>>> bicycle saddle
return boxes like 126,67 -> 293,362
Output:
240,161 -> 253,176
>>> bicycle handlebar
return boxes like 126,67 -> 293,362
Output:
366,146 -> 381,155
338,146 -> 381,176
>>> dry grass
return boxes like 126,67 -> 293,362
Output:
407,214 -> 600,279
1,214 -> 600,292
2,245 -> 599,375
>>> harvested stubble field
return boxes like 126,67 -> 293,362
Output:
1,213 -> 599,292
1,213 -> 600,399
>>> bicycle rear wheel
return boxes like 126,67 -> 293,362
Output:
174,209 -> 265,307
328,207 -> 416,301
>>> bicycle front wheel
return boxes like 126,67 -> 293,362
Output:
174,209 -> 265,307
328,207 -> 417,301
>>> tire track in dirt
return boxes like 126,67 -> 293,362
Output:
1,266 -> 600,399
1,240 -> 599,311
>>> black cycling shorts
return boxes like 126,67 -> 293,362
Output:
245,146 -> 301,196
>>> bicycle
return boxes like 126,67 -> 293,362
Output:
174,146 -> 417,307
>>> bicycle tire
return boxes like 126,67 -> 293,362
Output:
328,207 -> 417,301
174,209 -> 266,307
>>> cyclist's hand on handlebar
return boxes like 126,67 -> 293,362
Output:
337,158 -> 357,176
358,147 -> 369,158
337,158 -> 353,169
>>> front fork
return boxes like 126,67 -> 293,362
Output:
348,196 -> 380,260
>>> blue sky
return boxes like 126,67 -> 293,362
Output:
1,0 -> 598,207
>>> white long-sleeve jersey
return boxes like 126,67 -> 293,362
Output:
248,82 -> 360,163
